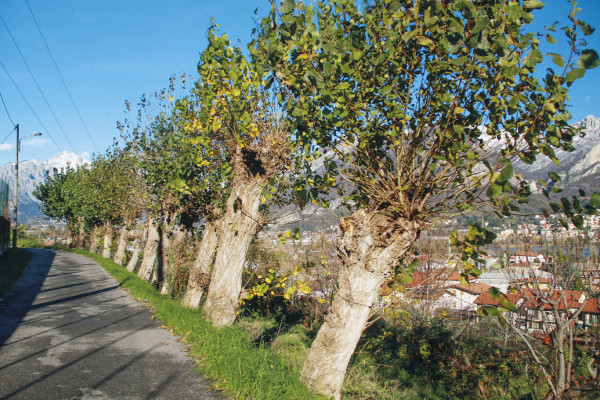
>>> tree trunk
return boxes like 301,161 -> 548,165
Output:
102,222 -> 113,259
126,240 -> 141,272
137,215 -> 161,282
127,225 -> 146,273
65,227 -> 73,248
203,182 -> 264,326
77,217 -> 86,248
114,224 -> 129,265
300,210 -> 420,399
159,214 -> 177,296
89,227 -> 100,254
181,220 -> 218,308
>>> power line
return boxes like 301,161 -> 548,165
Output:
0,59 -> 61,152
0,12 -> 76,152
25,0 -> 98,152
1,126 -> 16,145
0,90 -> 16,126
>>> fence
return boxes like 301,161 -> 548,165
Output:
0,179 -> 9,254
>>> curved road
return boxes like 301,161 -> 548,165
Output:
0,249 -> 223,400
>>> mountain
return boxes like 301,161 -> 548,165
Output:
515,115 -> 600,184
0,151 -> 90,223
513,115 -> 600,196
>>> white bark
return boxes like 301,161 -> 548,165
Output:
181,220 -> 218,308
113,224 -> 129,265
126,240 -> 141,272
137,215 -> 161,282
89,227 -> 100,254
102,222 -> 113,259
78,217 -> 86,248
66,227 -> 73,247
301,210 -> 420,399
203,182 -> 264,326
159,219 -> 176,296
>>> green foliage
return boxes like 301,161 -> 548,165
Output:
345,316 -> 542,399
250,0 -> 600,250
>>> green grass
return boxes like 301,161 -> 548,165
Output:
68,248 -> 324,400
0,248 -> 33,298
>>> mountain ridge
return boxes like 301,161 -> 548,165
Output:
0,151 -> 90,222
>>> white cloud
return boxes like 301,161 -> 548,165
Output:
0,143 -> 12,151
585,96 -> 590,102
22,137 -> 50,147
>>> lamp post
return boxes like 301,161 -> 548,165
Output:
12,124 -> 42,248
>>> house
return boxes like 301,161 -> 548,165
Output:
475,288 -> 600,332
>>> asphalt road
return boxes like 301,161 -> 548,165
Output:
0,248 -> 223,400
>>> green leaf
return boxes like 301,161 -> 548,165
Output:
590,192 -> 600,207
482,306 -> 501,317
565,68 -> 586,83
571,214 -> 584,230
489,286 -> 501,299
486,183 -> 502,198
577,49 -> 600,70
281,0 -> 296,14
499,162 -> 513,182
523,0 -> 545,9
548,171 -> 561,183
547,52 -> 565,67
379,86 -> 392,96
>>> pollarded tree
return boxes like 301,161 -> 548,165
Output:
122,77 -> 220,294
185,30 -> 293,325
34,167 -> 78,241
260,0 -> 599,397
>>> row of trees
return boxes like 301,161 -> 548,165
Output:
35,1 -> 599,398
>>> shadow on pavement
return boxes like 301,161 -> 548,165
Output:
0,249 -> 55,346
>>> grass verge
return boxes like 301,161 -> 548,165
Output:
0,248 -> 33,298
69,248 -> 323,400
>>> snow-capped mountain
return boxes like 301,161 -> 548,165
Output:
516,115 -> 600,183
0,151 -> 90,222
513,115 -> 600,195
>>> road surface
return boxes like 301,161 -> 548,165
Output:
0,248 -> 223,400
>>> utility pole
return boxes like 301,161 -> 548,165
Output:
12,124 -> 19,248
11,126 -> 42,248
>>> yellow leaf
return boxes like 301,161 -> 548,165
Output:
454,106 -> 465,114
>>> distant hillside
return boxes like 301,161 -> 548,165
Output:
515,115 -> 600,195
0,151 -> 90,223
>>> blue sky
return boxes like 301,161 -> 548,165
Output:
0,0 -> 599,166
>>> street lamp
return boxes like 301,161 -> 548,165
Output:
12,124 -> 42,248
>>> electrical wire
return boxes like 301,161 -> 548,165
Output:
1,127 -> 16,145
0,60 -> 61,152
0,90 -> 16,126
25,0 -> 98,152
0,12 -> 76,152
